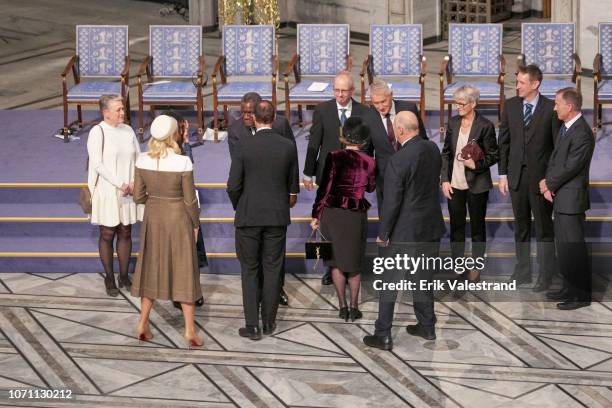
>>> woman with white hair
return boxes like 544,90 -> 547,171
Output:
87,94 -> 143,297
130,115 -> 203,348
440,85 -> 498,282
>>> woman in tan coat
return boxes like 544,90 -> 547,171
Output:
130,115 -> 203,348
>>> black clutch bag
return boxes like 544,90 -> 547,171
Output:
305,230 -> 333,260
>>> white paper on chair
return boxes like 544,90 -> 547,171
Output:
203,128 -> 227,141
307,82 -> 329,92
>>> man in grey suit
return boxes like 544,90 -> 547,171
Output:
363,111 -> 445,351
227,101 -> 299,340
364,79 -> 428,218
227,92 -> 296,306
540,88 -> 595,310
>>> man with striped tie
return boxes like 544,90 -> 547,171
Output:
303,71 -> 368,286
498,64 -> 561,291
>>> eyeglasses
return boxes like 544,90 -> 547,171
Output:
333,88 -> 352,95
454,101 -> 470,107
241,111 -> 254,116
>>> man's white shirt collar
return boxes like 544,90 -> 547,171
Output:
337,99 -> 352,112
564,112 -> 582,130
524,93 -> 539,110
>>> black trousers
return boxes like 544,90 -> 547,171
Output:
236,226 -> 286,327
554,212 -> 591,301
374,241 -> 439,337
509,168 -> 555,278
447,189 -> 488,260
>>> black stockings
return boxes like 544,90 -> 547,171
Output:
99,224 -> 132,281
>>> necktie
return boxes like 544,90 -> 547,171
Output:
250,127 -> 256,135
339,108 -> 348,126
385,113 -> 398,151
523,103 -> 533,126
558,125 -> 567,140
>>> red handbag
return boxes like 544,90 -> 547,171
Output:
458,140 -> 485,162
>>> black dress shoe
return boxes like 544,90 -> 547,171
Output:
238,326 -> 262,341
363,334 -> 393,351
279,289 -> 289,306
532,277 -> 552,293
321,268 -> 333,286
339,307 -> 349,322
173,297 -> 205,310
349,308 -> 362,322
104,276 -> 119,297
262,322 -> 277,335
406,324 -> 436,340
557,299 -> 591,310
546,287 -> 571,301
118,275 -> 132,291
509,272 -> 532,285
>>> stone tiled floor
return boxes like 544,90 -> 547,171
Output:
1,272 -> 612,407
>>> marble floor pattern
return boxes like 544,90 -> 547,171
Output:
0,273 -> 612,407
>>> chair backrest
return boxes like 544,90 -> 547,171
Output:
522,23 -> 575,75
149,25 -> 202,78
76,25 -> 128,77
297,24 -> 349,76
448,23 -> 502,76
223,25 -> 275,77
370,24 -> 422,77
600,23 -> 612,76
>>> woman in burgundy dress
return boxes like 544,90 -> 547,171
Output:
311,117 -> 376,321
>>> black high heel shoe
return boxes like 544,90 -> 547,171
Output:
339,307 -> 349,322
118,275 -> 132,291
104,276 -> 119,297
349,308 -> 362,322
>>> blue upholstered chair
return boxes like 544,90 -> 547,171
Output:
519,23 -> 581,99
61,25 -> 129,142
440,24 -> 505,136
137,25 -> 204,142
212,25 -> 277,138
284,24 -> 351,124
361,24 -> 425,122
594,22 -> 612,131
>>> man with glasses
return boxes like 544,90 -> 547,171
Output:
228,92 -> 297,306
303,71 -> 368,286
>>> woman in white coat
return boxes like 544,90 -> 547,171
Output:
87,95 -> 144,296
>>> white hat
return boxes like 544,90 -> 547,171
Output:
150,115 -> 177,141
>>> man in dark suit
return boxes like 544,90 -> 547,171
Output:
498,64 -> 561,291
364,79 -> 428,217
227,100 -> 299,340
540,88 -> 594,310
228,92 -> 296,306
228,92 -> 295,160
303,71 -> 368,285
363,111 -> 445,351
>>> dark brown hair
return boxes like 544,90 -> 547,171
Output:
517,64 -> 543,85
254,100 -> 275,124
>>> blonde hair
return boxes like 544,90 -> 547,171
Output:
147,136 -> 181,159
